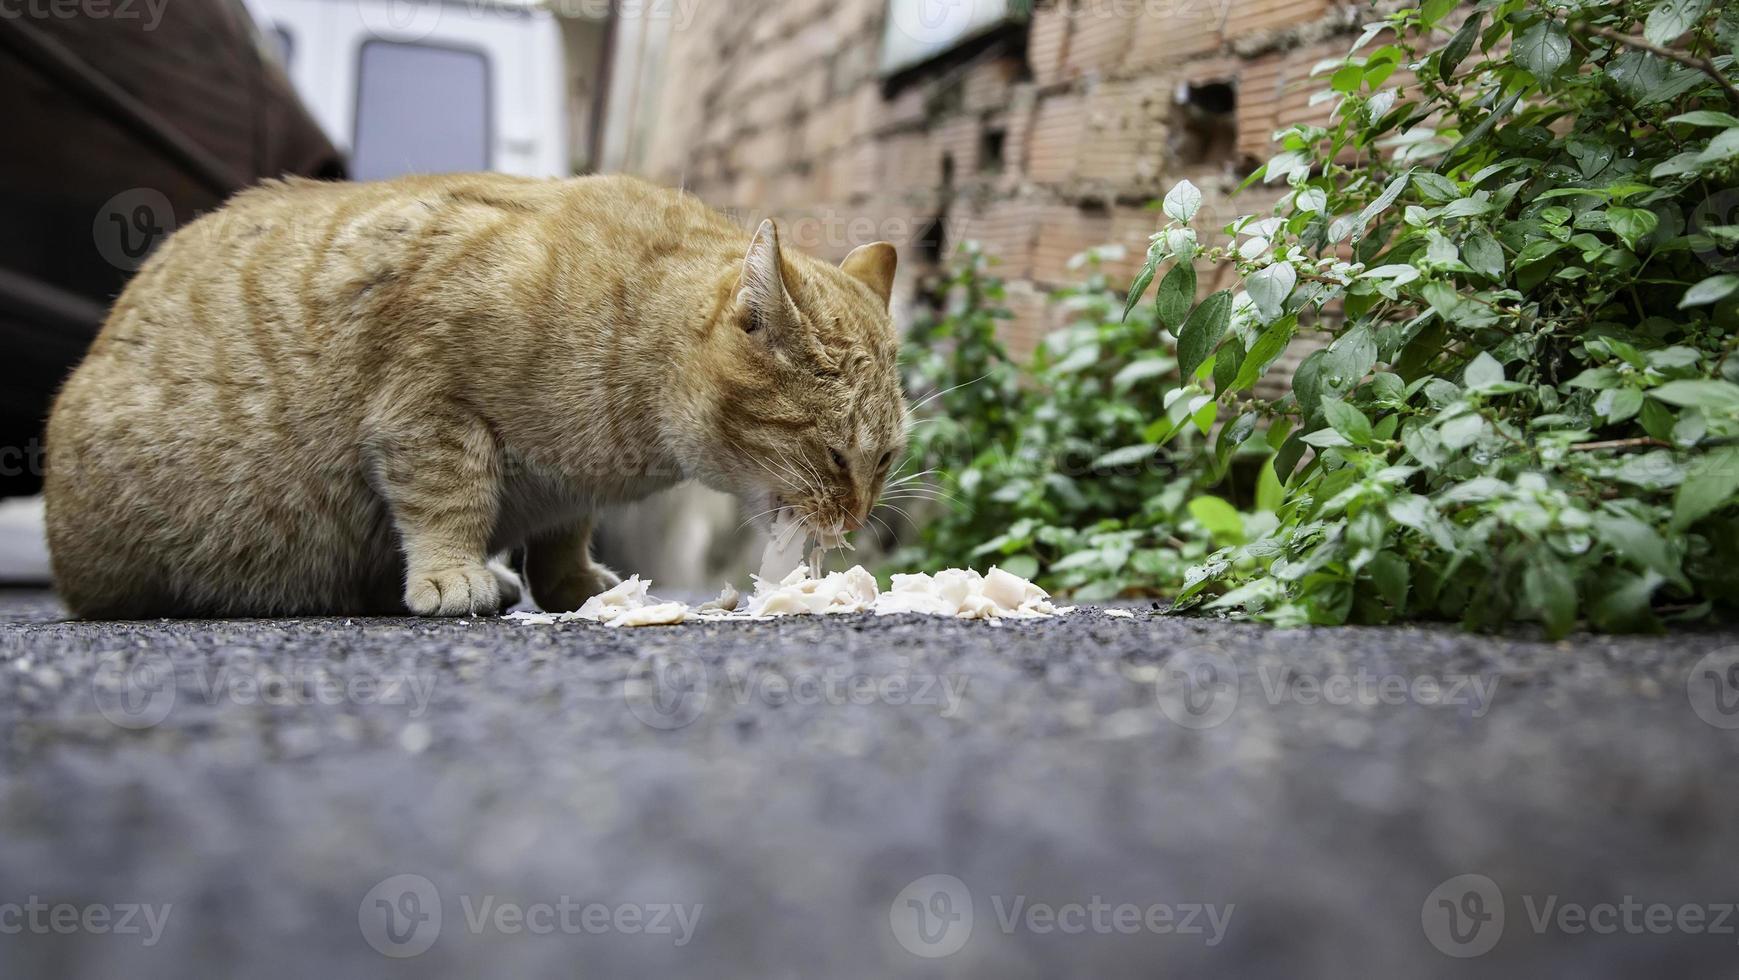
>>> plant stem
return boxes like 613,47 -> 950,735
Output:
1569,437 -> 1673,452
1576,22 -> 1739,109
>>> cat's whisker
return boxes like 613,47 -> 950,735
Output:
885,468 -> 941,488
903,373 -> 991,422
736,506 -> 785,532
883,490 -> 966,503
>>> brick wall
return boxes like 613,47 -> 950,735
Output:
622,0 -> 1363,357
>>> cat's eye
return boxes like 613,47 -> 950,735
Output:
829,448 -> 848,470
877,451 -> 893,472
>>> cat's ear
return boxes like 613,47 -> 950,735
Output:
841,242 -> 897,309
736,219 -> 790,336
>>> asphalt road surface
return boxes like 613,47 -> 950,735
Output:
2,589 -> 1739,979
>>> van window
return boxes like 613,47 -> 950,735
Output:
353,42 -> 490,180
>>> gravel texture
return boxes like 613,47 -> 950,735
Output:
2,589 -> 1738,978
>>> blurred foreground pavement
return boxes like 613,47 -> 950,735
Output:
2,590 -> 1738,978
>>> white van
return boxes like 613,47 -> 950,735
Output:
247,0 -> 570,179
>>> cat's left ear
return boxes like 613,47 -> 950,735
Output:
737,219 -> 792,337
841,242 -> 897,309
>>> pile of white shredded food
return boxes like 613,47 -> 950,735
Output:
505,509 -> 1076,627
504,564 -> 1075,628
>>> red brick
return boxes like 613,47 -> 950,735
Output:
1126,0 -> 1225,67
1027,7 -> 1071,87
1063,4 -> 1137,78
1025,93 -> 1086,185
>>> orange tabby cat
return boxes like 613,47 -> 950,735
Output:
45,174 -> 906,618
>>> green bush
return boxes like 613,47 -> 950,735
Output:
905,0 -> 1739,634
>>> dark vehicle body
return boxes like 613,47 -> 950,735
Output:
0,0 -> 342,497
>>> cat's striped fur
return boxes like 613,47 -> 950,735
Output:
45,174 -> 904,617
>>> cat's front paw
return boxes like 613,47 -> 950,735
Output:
405,564 -> 501,616
532,563 -> 621,613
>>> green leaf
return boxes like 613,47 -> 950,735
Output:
1673,445 -> 1739,529
1421,0 -> 1456,26
1092,444 -> 1158,469
1232,315 -> 1297,391
1645,0 -> 1710,46
1649,379 -> 1739,412
1681,274 -> 1739,308
1154,262 -> 1197,330
1594,513 -> 1683,586
1111,356 -> 1173,391
1323,398 -> 1374,446
1524,556 -> 1578,639
1439,12 -> 1482,80
1464,351 -> 1505,391
1247,262 -> 1297,322
1594,387 -> 1644,423
1318,324 -> 1377,402
1164,180 -> 1203,222
1608,207 -> 1659,250
1256,458 -> 1285,513
1188,496 -> 1245,545
1463,230 -> 1506,280
1588,571 -> 1664,634
1443,90 -> 1521,165
1515,20 -> 1572,79
1176,289 -> 1233,380
1368,551 -> 1410,611
1667,110 -> 1739,128
1357,171 -> 1412,230
998,554 -> 1040,580
1120,253 -> 1158,323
